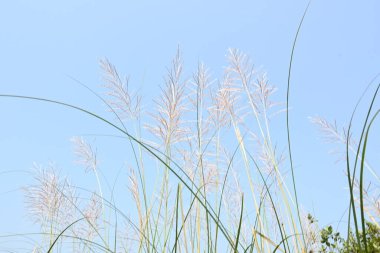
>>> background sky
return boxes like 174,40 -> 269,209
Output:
1,0 -> 380,244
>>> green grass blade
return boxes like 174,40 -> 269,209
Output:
170,184 -> 203,253
0,232 -> 115,253
272,234 -> 299,253
215,138 -> 243,252
346,83 -> 380,248
346,120 -> 361,249
286,1 -> 311,249
47,218 -> 85,253
0,94 -> 235,248
359,109 -> 380,253
247,152 -> 288,253
234,194 -> 244,253
174,184 -> 180,253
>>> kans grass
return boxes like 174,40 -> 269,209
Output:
1,6 -> 380,253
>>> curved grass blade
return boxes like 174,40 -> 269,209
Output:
286,1 -> 311,248
0,94 -> 235,248
0,232 -> 115,253
67,76 -> 154,248
346,82 -> 380,247
272,234 -> 300,253
170,184 -> 207,253
242,232 -> 287,253
72,185 -> 159,253
47,218 -> 85,253
215,135 -> 244,252
247,152 -> 288,253
359,109 -> 380,252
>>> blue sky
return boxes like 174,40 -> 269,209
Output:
1,0 -> 379,242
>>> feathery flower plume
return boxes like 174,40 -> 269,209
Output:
147,48 -> 188,148
71,136 -> 97,173
309,116 -> 352,145
24,163 -> 77,232
128,167 -> 144,229
77,193 -> 102,241
70,136 -> 105,227
100,58 -> 141,120
215,71 -> 241,124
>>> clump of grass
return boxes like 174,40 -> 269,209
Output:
1,4 -> 379,252
2,58 -> 378,253
1,47 -> 310,252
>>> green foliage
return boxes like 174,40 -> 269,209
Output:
320,226 -> 343,252
320,222 -> 380,253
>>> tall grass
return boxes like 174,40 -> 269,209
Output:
0,47 -> 313,252
1,5 -> 379,253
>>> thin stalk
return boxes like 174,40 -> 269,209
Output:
234,194 -> 244,253
359,110 -> 380,252
174,184 -> 181,253
286,1 -> 311,250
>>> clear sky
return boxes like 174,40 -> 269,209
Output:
1,0 -> 379,243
